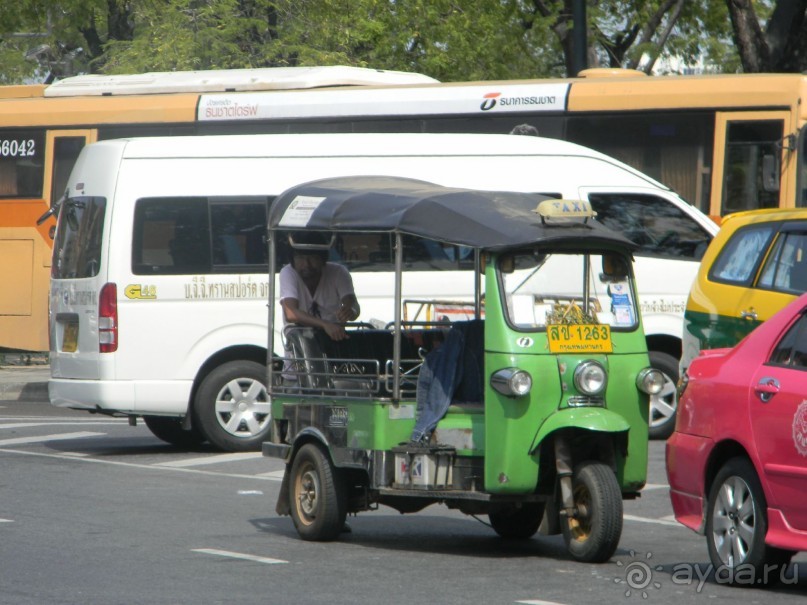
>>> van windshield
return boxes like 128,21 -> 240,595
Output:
52,197 -> 107,279
499,250 -> 638,331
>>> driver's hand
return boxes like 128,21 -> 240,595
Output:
323,322 -> 349,341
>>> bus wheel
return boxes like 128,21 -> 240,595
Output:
142,416 -> 205,448
289,443 -> 347,541
193,360 -> 271,452
648,351 -> 678,440
561,461 -> 623,563
488,502 -> 545,539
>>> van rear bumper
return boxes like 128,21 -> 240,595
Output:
49,378 -> 191,415
49,378 -> 136,413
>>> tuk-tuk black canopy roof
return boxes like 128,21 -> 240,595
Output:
269,176 -> 636,252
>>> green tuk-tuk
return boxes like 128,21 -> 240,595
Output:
263,176 -> 661,563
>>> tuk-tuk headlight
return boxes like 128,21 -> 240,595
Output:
574,361 -> 607,395
636,367 -> 664,395
491,368 -> 532,397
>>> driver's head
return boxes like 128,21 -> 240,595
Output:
289,232 -> 330,281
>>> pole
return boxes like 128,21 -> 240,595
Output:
572,0 -> 588,76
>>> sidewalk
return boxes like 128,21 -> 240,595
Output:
0,365 -> 50,401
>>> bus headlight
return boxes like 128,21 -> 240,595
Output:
636,367 -> 664,395
574,361 -> 607,395
491,368 -> 532,397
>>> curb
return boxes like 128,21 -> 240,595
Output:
0,381 -> 49,402
0,366 -> 50,402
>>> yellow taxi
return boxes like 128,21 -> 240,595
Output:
682,208 -> 807,373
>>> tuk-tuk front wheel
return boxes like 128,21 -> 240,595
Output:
560,461 -> 623,563
488,502 -> 545,540
289,443 -> 347,541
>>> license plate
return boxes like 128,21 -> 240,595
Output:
547,324 -> 612,354
62,322 -> 78,353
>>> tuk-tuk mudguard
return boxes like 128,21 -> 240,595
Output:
531,407 -> 630,451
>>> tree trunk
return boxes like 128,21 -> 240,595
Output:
726,0 -> 771,72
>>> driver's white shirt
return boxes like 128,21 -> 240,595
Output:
279,262 -> 354,324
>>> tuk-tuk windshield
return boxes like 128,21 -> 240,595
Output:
499,250 -> 638,331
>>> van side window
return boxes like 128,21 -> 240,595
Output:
52,196 -> 107,279
588,193 -> 712,260
709,224 -> 776,285
276,231 -> 475,272
758,231 -> 807,294
132,197 -> 270,275
210,201 -> 267,268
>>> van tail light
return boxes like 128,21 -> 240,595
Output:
99,282 -> 118,353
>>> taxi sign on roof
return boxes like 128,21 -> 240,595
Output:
533,199 -> 596,223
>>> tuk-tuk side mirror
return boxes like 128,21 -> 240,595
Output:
500,255 -> 515,274
600,254 -> 629,282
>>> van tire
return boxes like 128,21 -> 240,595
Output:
193,360 -> 271,452
142,416 -> 205,448
648,351 -> 678,440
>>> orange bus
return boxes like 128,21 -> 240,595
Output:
4,66 -> 806,351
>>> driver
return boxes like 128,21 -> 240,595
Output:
279,231 -> 360,341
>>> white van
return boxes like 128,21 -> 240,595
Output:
48,133 -> 717,450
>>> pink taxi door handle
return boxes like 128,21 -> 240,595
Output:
755,377 -> 780,403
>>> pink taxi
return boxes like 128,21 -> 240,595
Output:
667,292 -> 807,579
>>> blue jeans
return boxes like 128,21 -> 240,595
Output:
410,326 -> 466,442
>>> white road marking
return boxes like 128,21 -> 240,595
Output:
153,452 -> 263,468
0,518 -> 13,523
192,548 -> 287,565
0,447 -> 282,481
256,470 -> 285,479
0,431 -> 104,446
642,483 -> 668,491
516,600 -> 570,605
624,513 -> 680,527
0,421 -> 122,429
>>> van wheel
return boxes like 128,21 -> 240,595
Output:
560,461 -> 623,563
193,360 -> 271,452
489,502 -> 545,539
648,351 -> 678,440
289,443 -> 347,541
142,416 -> 205,448
706,457 -> 794,582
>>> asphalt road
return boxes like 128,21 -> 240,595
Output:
1,395 -> 806,605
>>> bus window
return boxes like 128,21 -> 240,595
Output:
50,137 -> 86,205
566,113 -> 714,211
0,130 -> 45,197
721,120 -> 782,215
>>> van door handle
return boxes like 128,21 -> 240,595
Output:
740,308 -> 758,320
755,377 -> 780,403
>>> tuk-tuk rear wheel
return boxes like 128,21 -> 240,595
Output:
560,461 -> 623,563
488,502 -> 545,540
289,443 -> 347,541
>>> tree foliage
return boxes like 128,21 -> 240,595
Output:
0,0 -> 797,83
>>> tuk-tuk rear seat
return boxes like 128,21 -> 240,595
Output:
280,322 -> 484,400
